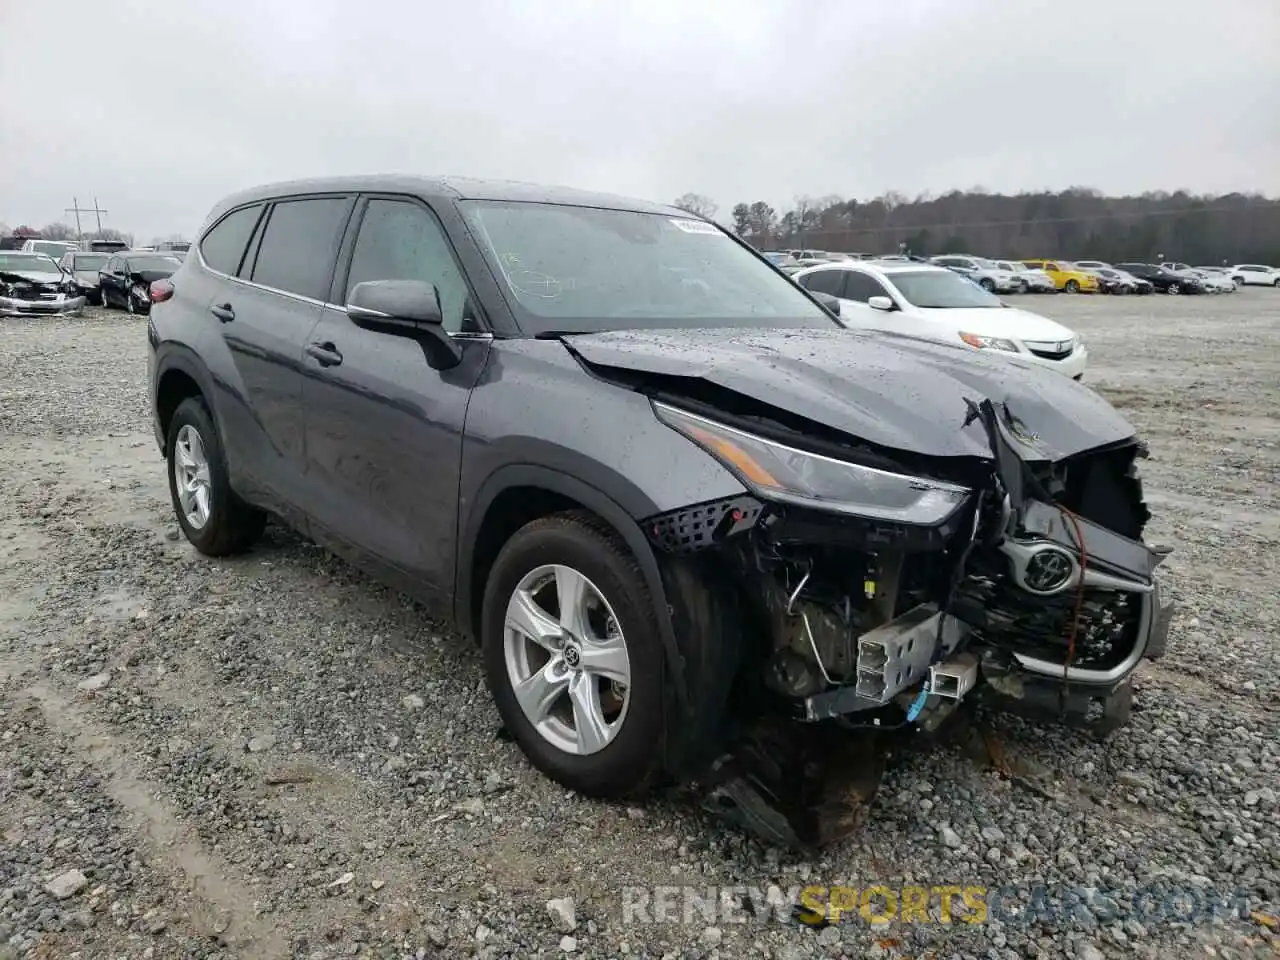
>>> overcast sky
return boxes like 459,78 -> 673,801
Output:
2,0 -> 1277,241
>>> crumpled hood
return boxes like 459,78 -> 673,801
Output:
1,269 -> 63,286
564,326 -> 1136,461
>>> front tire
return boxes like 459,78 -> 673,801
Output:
1065,279 -> 1080,294
1167,283 -> 1180,295
166,397 -> 266,556
979,278 -> 995,292
481,512 -> 666,799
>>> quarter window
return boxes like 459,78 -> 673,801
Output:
251,198 -> 350,301
797,269 -> 845,296
199,204 -> 263,276
344,199 -> 478,334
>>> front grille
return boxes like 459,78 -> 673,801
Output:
951,570 -> 1142,669
1025,339 -> 1074,361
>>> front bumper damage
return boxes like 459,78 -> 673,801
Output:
643,399 -> 1174,849
0,292 -> 86,317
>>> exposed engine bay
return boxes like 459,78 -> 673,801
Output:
638,390 -> 1175,849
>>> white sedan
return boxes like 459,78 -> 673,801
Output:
794,260 -> 1088,380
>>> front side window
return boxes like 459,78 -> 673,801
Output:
251,198 -> 350,300
344,199 -> 479,334
460,200 -> 836,334
886,270 -> 1002,309
200,204 -> 263,276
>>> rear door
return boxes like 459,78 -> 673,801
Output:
206,194 -> 355,521
299,194 -> 492,601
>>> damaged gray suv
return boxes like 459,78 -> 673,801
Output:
148,176 -> 1174,848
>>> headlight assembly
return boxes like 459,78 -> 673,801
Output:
652,402 -> 970,524
958,331 -> 1019,352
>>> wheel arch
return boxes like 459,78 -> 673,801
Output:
457,464 -> 691,724
154,347 -> 220,450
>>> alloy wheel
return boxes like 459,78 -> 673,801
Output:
1168,284 -> 1180,295
173,425 -> 213,530
503,564 -> 631,756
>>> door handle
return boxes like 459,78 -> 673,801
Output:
210,302 -> 235,323
305,342 -> 343,367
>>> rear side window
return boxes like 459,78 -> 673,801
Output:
200,204 -> 262,276
798,269 -> 844,296
251,198 -> 350,301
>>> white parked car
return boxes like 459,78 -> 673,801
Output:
930,254 -> 1022,294
1228,264 -> 1280,287
1194,267 -> 1241,289
1162,262 -> 1233,293
1188,269 -> 1236,294
792,260 -> 1088,380
20,238 -> 79,261
995,259 -> 1057,293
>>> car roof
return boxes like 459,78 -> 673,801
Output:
202,175 -> 686,230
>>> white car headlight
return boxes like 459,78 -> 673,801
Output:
653,402 -> 970,524
958,332 -> 1019,353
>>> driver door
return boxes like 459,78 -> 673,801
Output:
300,195 -> 491,603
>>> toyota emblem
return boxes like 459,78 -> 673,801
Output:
1024,548 -> 1074,593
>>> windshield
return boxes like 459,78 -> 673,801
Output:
125,255 -> 181,272
0,253 -> 61,273
461,201 -> 836,333
71,254 -> 108,271
887,269 -> 1003,308
30,241 -> 71,256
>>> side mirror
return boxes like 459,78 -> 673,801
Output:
347,279 -> 443,327
346,279 -> 461,369
868,296 -> 895,312
811,291 -> 841,316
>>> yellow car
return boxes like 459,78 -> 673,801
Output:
1022,259 -> 1100,293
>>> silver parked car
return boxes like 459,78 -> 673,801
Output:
930,255 -> 1021,293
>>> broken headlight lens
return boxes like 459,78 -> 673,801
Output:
958,332 -> 1019,352
653,402 -> 970,524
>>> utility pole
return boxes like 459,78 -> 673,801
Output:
65,197 -> 108,239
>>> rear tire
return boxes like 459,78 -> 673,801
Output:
481,512 -> 667,799
166,397 -> 266,556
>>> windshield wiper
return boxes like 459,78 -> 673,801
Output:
534,330 -> 589,340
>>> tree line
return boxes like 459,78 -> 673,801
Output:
1,221 -> 136,248
673,189 -> 1280,264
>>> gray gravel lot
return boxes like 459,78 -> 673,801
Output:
1,291 -> 1278,960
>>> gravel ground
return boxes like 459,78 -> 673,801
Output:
1,291 -> 1278,960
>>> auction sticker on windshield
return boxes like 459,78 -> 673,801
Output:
669,218 -> 723,235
